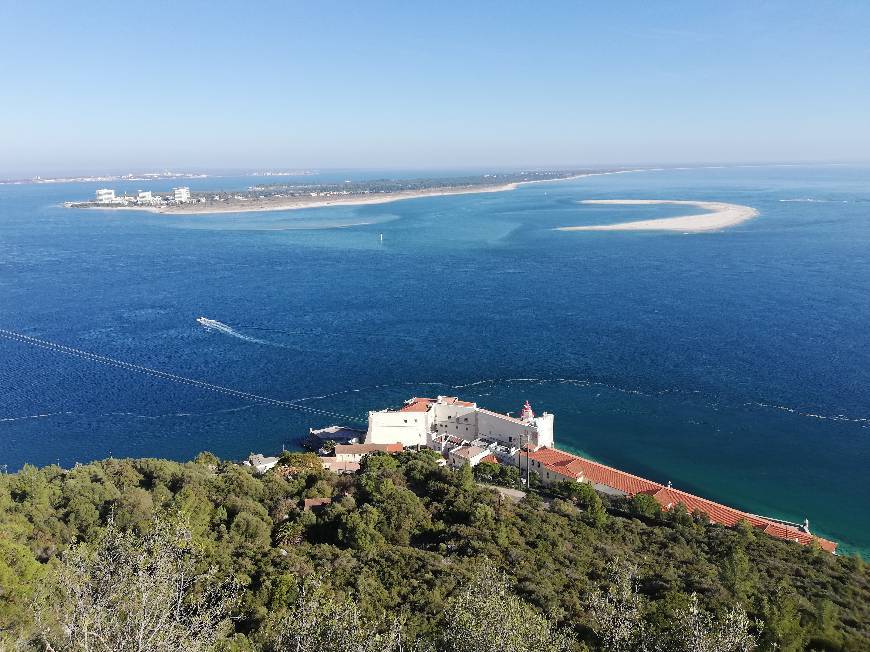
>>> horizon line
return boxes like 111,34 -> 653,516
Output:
2,160 -> 868,184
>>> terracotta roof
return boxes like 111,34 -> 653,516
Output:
303,497 -> 332,511
526,447 -> 837,552
334,442 -> 403,455
637,488 -> 838,550
451,445 -> 487,460
438,396 -> 476,407
481,454 -> 499,464
434,434 -> 466,446
524,447 -> 587,480
566,453 -> 663,495
320,458 -> 361,474
642,486 -> 762,528
399,397 -> 434,412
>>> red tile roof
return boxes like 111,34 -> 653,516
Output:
643,486 -> 765,529
398,396 -> 476,412
334,442 -> 403,455
303,497 -> 332,511
399,397 -> 434,412
569,454 -> 661,495
320,458 -> 361,474
524,447 -> 588,480
526,447 -> 837,552
450,445 -> 487,460
481,454 -> 499,464
437,396 -> 476,407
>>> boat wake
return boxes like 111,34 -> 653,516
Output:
196,317 -> 283,347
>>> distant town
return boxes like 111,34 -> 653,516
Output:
62,169 -> 627,214
65,186 -> 200,208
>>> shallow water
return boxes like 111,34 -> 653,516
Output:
1,165 -> 868,553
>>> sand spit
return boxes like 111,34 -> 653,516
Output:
557,199 -> 759,233
152,170 -> 649,215
80,169 -> 644,216
125,183 -> 521,215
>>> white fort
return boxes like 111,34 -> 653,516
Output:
365,396 -> 553,463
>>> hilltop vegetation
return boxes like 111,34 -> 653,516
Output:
0,450 -> 867,651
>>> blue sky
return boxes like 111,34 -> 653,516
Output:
1,1 -> 869,175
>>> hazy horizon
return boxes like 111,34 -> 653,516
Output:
2,2 -> 869,176
6,161 -> 870,183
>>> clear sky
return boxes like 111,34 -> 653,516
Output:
1,1 -> 869,176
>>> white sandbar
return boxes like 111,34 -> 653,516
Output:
557,200 -> 759,232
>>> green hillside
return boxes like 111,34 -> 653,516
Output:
1,450 -> 867,651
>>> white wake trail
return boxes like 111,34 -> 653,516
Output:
196,317 -> 276,346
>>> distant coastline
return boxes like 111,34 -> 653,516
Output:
88,181 -> 523,215
64,169 -> 646,216
556,199 -> 759,232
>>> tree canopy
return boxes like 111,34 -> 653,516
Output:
0,452 -> 866,650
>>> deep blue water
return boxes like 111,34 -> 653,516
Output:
1,165 -> 868,554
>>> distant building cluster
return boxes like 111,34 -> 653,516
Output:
89,186 -> 196,206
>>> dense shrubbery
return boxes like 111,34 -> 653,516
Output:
0,450 -> 867,650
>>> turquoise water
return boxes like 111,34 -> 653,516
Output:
1,165 -> 868,554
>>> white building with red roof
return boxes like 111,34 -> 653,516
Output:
365,395 -> 554,452
333,442 -> 403,463
446,444 -> 491,469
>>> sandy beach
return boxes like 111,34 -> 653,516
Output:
556,199 -> 759,233
150,170 -> 645,215
71,170 -> 637,216
153,182 -> 524,215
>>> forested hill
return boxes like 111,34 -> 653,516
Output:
0,450 -> 867,651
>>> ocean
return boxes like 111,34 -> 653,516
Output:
1,165 -> 868,554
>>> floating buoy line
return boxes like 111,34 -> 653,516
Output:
0,328 -> 365,424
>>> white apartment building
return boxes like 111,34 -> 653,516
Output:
95,188 -> 116,203
365,395 -> 554,455
173,186 -> 191,202
137,190 -> 154,203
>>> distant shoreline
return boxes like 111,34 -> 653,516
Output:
134,182 -> 521,215
556,199 -> 759,233
67,169 -> 647,216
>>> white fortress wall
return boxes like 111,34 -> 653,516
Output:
430,402 -> 479,438
533,413 -> 554,448
365,410 -> 428,446
476,409 -> 535,448
365,396 -> 553,451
